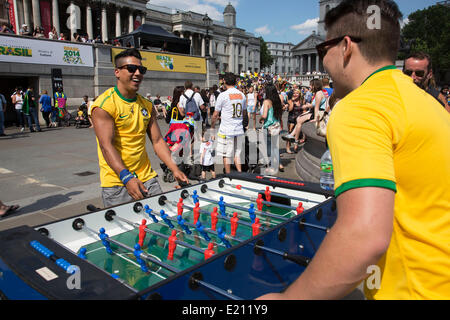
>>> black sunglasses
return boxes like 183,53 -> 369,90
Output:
316,36 -> 362,61
403,69 -> 425,78
117,64 -> 147,75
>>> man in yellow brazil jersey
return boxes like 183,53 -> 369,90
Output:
90,48 -> 189,208
258,0 -> 450,300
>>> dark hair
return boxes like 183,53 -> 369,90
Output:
224,72 -> 236,86
265,85 -> 283,121
184,80 -> 193,89
311,79 -> 323,93
325,0 -> 403,64
114,48 -> 142,67
171,86 -> 185,108
405,52 -> 432,72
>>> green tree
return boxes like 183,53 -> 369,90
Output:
401,4 -> 450,81
259,37 -> 273,70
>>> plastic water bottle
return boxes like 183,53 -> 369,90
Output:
320,149 -> 334,191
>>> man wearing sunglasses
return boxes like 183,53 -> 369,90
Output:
90,48 -> 189,207
403,52 -> 450,112
258,0 -> 450,300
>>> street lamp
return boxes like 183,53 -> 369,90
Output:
203,13 -> 212,57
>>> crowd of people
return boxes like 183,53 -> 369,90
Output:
1,22 -> 119,45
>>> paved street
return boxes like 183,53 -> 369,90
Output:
0,115 -> 299,231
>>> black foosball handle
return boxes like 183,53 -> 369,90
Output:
283,253 -> 310,267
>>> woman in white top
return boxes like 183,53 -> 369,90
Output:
246,85 -> 258,130
11,89 -> 24,131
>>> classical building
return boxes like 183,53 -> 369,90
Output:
2,0 -> 148,42
291,0 -> 342,75
263,42 -> 295,75
146,2 -> 261,74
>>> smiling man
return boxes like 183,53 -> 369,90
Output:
257,0 -> 450,300
90,48 -> 188,207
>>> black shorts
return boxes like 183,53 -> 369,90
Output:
202,165 -> 215,172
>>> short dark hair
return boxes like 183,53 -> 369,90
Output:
184,80 -> 193,89
224,73 -> 236,86
405,52 -> 432,72
325,0 -> 403,64
114,48 -> 142,67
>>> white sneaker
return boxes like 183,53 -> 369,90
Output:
281,133 -> 295,142
20,127 -> 24,132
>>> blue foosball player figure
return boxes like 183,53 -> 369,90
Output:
217,227 -> 232,248
99,228 -> 113,255
218,196 -> 226,217
78,247 -> 87,259
177,215 -> 192,234
144,205 -> 159,223
192,190 -> 199,205
195,221 -> 211,242
248,203 -> 256,224
160,210 -> 174,228
133,243 -> 149,273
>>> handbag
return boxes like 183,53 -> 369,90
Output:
267,121 -> 281,136
316,110 -> 329,137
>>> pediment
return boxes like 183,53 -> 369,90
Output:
292,34 -> 325,51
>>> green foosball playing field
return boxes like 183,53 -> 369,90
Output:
78,201 -> 296,291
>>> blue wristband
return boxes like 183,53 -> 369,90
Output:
119,169 -> 135,185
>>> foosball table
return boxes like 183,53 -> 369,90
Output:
0,173 -> 336,300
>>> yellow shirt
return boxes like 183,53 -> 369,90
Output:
90,87 -> 157,187
327,66 -> 450,299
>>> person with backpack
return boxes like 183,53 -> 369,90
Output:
178,80 -> 206,127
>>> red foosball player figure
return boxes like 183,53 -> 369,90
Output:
167,230 -> 177,260
204,242 -> 215,260
296,202 -> 304,215
265,187 -> 271,205
252,218 -> 261,237
138,219 -> 147,247
256,194 -> 264,211
230,212 -> 239,237
177,198 -> 184,216
193,202 -> 201,225
210,207 -> 219,231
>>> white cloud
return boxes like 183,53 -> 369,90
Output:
400,17 -> 409,28
255,25 -> 271,36
291,17 -> 319,35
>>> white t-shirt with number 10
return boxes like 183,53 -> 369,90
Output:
215,87 -> 247,137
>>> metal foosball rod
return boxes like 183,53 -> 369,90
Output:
163,197 -> 258,229
200,185 -> 300,212
74,220 -> 180,274
191,191 -> 329,233
220,180 -> 321,204
181,201 -> 263,230
192,192 -> 289,222
104,210 -> 205,254
152,202 -> 247,244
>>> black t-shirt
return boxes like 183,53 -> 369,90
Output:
427,86 -> 445,107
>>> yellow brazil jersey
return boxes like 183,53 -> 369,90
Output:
327,66 -> 450,299
90,87 -> 157,187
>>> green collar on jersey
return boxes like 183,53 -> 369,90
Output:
114,86 -> 137,103
361,65 -> 397,85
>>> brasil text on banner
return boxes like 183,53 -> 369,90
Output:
112,48 -> 206,74
0,35 -> 94,67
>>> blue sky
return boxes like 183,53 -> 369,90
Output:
148,0 -> 440,44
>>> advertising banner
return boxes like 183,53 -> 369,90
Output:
112,48 -> 206,74
0,35 -> 94,67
